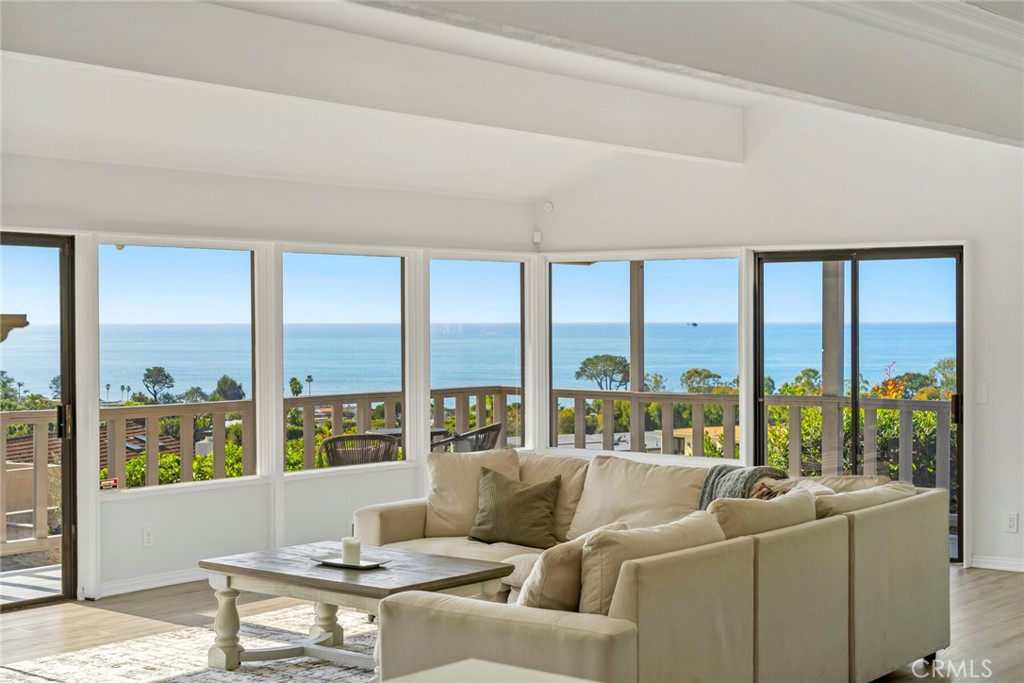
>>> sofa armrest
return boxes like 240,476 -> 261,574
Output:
847,488 -> 950,683
608,537 -> 754,683
379,592 -> 638,682
353,499 -> 427,546
753,516 -> 848,683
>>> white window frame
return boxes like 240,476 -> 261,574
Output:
542,247 -> 750,465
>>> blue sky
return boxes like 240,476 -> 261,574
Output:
98,245 -> 252,323
764,258 -> 956,324
283,252 -> 402,324
431,259 -> 521,323
1,245 -> 61,324
1,246 -> 955,326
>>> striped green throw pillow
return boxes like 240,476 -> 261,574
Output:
470,467 -> 561,549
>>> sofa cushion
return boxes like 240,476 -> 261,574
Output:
384,536 -> 543,564
566,455 -> 709,539
815,481 -> 917,518
469,467 -> 561,549
808,474 -> 891,493
579,512 -> 725,615
518,451 -> 590,542
502,553 -> 543,590
424,448 -> 521,538
708,488 -> 816,539
518,521 -> 629,613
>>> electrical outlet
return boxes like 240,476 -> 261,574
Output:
143,527 -> 155,547
1004,512 -> 1019,534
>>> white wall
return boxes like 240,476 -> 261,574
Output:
98,480 -> 271,594
539,99 -> 1024,568
282,464 -> 421,546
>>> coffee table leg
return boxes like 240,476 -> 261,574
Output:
309,602 -> 345,645
209,587 -> 243,670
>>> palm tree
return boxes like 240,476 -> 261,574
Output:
105,383 -> 111,401
16,381 -> 24,399
120,385 -> 126,401
125,385 -> 131,402
305,375 -> 314,396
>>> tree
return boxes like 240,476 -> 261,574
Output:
575,355 -> 629,390
142,367 -> 175,402
105,383 -> 111,401
212,375 -> 245,401
928,357 -> 956,397
178,386 -> 209,403
679,368 -> 722,393
779,368 -> 821,396
120,384 -> 126,401
643,373 -> 666,392
50,375 -> 62,399
289,377 -> 303,397
305,374 -> 314,396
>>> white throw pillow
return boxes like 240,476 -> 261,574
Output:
566,455 -> 708,540
707,488 -> 816,539
424,448 -> 520,537
579,512 -> 725,615
518,522 -> 628,612
815,481 -> 917,518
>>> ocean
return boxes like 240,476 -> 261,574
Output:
1,323 -> 956,398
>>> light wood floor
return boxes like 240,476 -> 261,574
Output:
0,567 -> 1021,681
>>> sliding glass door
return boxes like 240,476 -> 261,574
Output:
0,233 -> 77,608
755,247 -> 963,561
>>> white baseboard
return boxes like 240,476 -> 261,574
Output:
96,567 -> 207,598
970,555 -> 1024,572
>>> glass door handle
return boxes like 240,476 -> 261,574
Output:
56,404 -> 74,440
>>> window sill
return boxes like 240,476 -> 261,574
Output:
98,474 -> 270,501
283,459 -> 418,481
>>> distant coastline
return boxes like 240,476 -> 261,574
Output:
2,322 -> 956,397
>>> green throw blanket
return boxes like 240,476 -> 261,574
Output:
698,464 -> 788,510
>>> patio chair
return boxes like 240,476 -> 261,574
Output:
431,422 -> 503,452
318,433 -> 400,467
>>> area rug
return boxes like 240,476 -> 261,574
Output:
0,606 -> 376,683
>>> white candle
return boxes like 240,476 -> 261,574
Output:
342,537 -> 361,565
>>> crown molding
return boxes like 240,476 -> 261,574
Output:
803,1 -> 1023,71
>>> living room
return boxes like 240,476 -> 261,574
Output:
1,1 -> 1021,682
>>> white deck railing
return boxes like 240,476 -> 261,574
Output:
550,389 -> 740,457
0,409 -> 59,557
763,394 -> 953,489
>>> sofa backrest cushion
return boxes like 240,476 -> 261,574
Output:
469,467 -> 561,549
517,521 -> 629,612
579,511 -> 725,615
424,448 -> 521,538
807,474 -> 891,492
708,488 -> 815,539
566,455 -> 708,540
815,481 -> 917,518
518,451 -> 590,542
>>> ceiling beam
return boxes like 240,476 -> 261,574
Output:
0,1 -> 744,163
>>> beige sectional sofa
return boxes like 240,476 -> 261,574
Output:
354,449 -> 949,683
